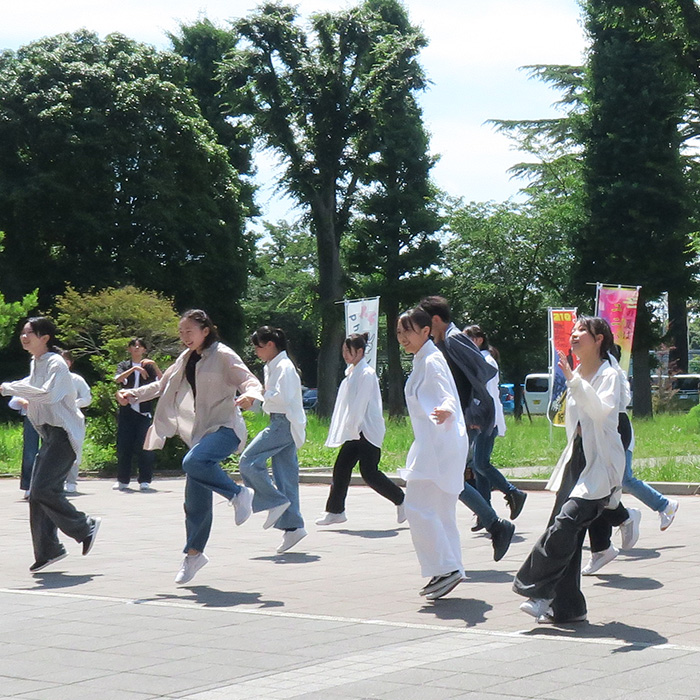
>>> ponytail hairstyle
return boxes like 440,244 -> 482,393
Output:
344,332 -> 368,354
180,309 -> 219,349
464,324 -> 489,349
27,317 -> 61,354
251,326 -> 287,352
575,315 -> 615,360
398,306 -> 432,334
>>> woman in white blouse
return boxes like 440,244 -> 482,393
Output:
397,307 -> 468,601
118,309 -> 263,585
0,317 -> 100,573
316,333 -> 405,526
514,316 -> 626,624
239,326 -> 307,554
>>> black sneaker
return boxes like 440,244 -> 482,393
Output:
471,518 -> 485,532
419,576 -> 440,596
82,517 -> 101,556
30,550 -> 68,573
505,490 -> 527,520
424,571 -> 463,600
489,518 -> 515,562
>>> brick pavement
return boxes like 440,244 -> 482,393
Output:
1,477 -> 698,699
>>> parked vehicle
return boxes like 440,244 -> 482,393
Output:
302,387 -> 318,411
499,383 -> 515,414
671,374 -> 700,411
524,373 -> 551,415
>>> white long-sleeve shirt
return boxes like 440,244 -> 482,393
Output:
547,361 -> 625,504
1,352 -> 85,462
326,358 -> 385,449
71,372 -> 92,409
262,351 -> 306,448
399,340 -> 469,495
482,350 -> 506,437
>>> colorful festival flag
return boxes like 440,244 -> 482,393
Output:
595,284 -> 640,375
548,308 -> 579,426
344,297 -> 380,369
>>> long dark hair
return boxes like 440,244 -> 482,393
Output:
180,309 -> 219,349
575,315 -> 615,360
344,332 -> 368,353
26,317 -> 61,354
398,307 -> 432,333
251,326 -> 287,352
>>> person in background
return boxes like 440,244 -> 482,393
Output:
397,307 -> 468,601
62,350 -> 92,493
114,338 -> 162,491
0,317 -> 100,572
316,332 -> 405,526
463,325 -> 527,521
239,326 -> 307,554
9,394 -> 40,500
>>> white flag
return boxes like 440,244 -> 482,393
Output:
344,297 -> 380,369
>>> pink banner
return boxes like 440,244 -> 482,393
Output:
548,309 -> 578,426
595,286 -> 640,375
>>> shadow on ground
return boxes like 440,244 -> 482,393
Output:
136,586 -> 285,609
21,573 -> 103,589
593,573 -> 663,591
417,596 -> 492,627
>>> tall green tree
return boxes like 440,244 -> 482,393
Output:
0,30 -> 253,342
581,0 -> 695,416
218,0 -> 429,415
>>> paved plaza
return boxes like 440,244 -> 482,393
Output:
1,476 -> 699,699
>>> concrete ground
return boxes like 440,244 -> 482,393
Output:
1,477 -> 698,699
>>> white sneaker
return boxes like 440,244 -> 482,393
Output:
139,482 -> 151,492
582,544 -> 619,575
230,487 -> 254,526
619,508 -> 641,549
659,500 -> 679,531
315,511 -> 347,526
263,502 -> 290,529
175,553 -> 209,585
113,482 -> 128,491
519,598 -> 553,619
277,528 -> 307,554
397,503 -> 407,524
23,490 -> 30,500
64,482 -> 77,493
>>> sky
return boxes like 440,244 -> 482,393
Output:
2,0 -> 589,223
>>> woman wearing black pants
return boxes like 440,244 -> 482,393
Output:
316,333 -> 405,526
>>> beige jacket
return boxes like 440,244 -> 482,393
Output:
127,342 -> 263,451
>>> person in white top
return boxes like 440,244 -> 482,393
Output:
61,350 -> 92,493
0,317 -> 100,573
316,333 -> 405,526
118,309 -> 263,585
514,316 -> 626,624
397,307 -> 468,601
239,326 -> 307,554
463,325 -> 527,521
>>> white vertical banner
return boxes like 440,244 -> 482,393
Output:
344,297 -> 380,369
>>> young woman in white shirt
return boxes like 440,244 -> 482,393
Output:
0,317 -> 100,573
316,333 -> 405,526
397,307 -> 468,601
239,326 -> 307,554
118,309 -> 263,585
514,316 -> 626,624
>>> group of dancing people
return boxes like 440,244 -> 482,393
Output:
2,298 -> 678,622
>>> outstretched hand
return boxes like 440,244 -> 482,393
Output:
558,350 -> 574,381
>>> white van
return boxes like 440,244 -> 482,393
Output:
524,373 -> 551,415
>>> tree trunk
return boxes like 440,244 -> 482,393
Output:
384,298 -> 405,417
313,202 -> 345,418
668,292 -> 688,374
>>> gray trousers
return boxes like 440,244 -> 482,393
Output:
29,425 -> 90,562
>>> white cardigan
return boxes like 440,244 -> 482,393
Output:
399,340 -> 468,495
326,358 -> 385,449
547,361 -> 625,505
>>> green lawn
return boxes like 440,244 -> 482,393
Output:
1,411 -> 700,481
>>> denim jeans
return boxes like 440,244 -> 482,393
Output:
458,481 -> 498,529
472,427 -> 516,503
239,414 -> 304,530
20,417 -> 40,491
181,427 -> 242,553
116,406 -> 155,486
622,450 -> 668,512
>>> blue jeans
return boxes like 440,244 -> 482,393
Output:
181,427 -> 242,553
458,482 -> 498,529
21,418 -> 40,491
239,414 -> 304,531
472,427 -> 516,504
622,450 -> 668,513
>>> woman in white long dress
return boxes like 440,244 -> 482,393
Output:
397,307 -> 469,601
